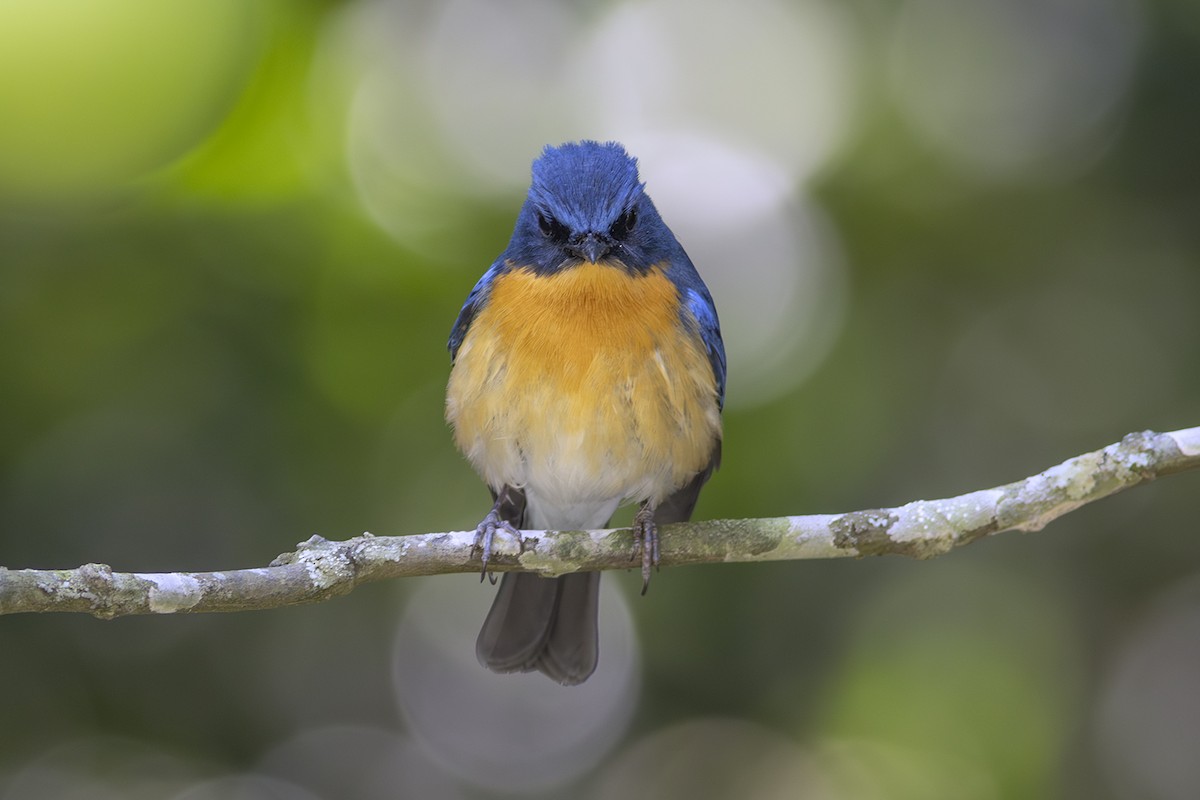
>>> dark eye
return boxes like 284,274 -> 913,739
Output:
538,213 -> 567,241
610,208 -> 637,239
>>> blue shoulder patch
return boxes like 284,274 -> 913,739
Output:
448,261 -> 505,361
684,286 -> 727,409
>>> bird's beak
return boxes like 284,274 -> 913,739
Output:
573,232 -> 611,264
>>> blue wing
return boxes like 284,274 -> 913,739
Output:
449,261 -> 505,361
684,286 -> 727,410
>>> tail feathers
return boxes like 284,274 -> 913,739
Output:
475,459 -> 718,686
476,571 -> 601,686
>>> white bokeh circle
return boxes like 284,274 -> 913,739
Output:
888,0 -> 1144,181
391,575 -> 640,793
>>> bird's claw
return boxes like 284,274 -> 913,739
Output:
632,506 -> 659,595
472,507 -> 520,583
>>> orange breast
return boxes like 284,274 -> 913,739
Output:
446,262 -> 721,509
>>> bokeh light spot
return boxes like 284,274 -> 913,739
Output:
595,718 -> 835,800
933,283 -> 1175,478
627,133 -> 848,407
1096,577 -> 1200,800
572,0 -> 860,183
0,0 -> 266,200
819,562 -> 1083,797
392,575 -> 639,793
258,725 -> 463,800
1,736 -> 206,800
815,739 -> 1000,800
888,0 -> 1144,181
168,774 -> 321,800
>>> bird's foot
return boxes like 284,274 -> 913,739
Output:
472,505 -> 520,584
632,504 -> 659,595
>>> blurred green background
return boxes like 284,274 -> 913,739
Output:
1,0 -> 1198,798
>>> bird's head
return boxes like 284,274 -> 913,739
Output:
506,141 -> 674,274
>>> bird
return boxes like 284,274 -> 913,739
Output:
445,141 -> 725,685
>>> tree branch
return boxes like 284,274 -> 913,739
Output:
2,427 -> 1197,619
